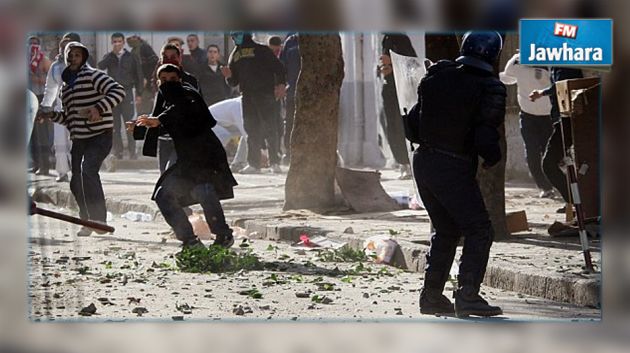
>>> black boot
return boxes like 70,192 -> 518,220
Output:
454,285 -> 502,318
419,271 -> 455,315
420,288 -> 455,315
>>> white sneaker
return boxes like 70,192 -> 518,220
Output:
239,165 -> 261,174
271,164 -> 282,174
77,226 -> 93,237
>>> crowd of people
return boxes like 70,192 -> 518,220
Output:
28,31 -> 586,318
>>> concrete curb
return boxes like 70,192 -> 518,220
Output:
34,186 -> 600,308
232,218 -> 600,308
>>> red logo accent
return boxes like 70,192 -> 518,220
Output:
554,22 -> 578,39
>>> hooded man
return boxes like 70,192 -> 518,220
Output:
135,64 -> 237,248
40,41 -> 125,237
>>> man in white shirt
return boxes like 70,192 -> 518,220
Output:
500,52 -> 554,198
208,96 -> 248,170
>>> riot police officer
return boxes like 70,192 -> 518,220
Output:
410,32 -> 506,317
222,32 -> 287,174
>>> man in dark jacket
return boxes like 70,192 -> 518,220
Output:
130,43 -> 201,174
410,32 -> 506,318
98,32 -> 144,160
127,34 -> 159,115
379,33 -> 417,179
135,64 -> 237,248
197,44 -> 231,106
182,33 -> 207,77
223,32 -> 287,174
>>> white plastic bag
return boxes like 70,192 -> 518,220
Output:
364,235 -> 399,264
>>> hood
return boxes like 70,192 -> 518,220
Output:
64,41 -> 89,67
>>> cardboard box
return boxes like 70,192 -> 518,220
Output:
506,210 -> 529,234
555,77 -> 600,116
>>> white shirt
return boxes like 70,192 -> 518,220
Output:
41,58 -> 66,111
209,96 -> 245,145
500,53 -> 552,116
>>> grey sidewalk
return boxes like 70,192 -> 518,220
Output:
29,166 -> 601,308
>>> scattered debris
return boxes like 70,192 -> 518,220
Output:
175,302 -> 193,314
232,306 -> 245,316
78,303 -> 97,316
132,307 -> 149,316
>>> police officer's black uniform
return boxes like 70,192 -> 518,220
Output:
408,32 -> 506,318
226,33 -> 287,171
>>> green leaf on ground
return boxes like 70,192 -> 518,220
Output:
175,245 -> 262,273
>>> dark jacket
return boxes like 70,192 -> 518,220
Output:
280,34 -> 300,98
198,62 -> 231,105
227,36 -> 286,96
409,60 -> 506,166
134,70 -> 200,157
97,49 -> 144,95
128,38 -> 159,93
151,82 -> 237,202
182,47 -> 207,77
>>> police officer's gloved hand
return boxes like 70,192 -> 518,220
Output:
478,144 -> 501,169
474,125 -> 501,169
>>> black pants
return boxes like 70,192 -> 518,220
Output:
413,148 -> 494,289
542,118 -> 573,203
29,94 -> 52,173
69,131 -> 112,222
158,138 -> 177,174
283,94 -> 296,159
112,90 -> 136,158
154,174 -> 231,244
520,111 -> 554,191
381,82 -> 409,165
242,94 -> 281,168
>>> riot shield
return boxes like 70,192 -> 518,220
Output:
389,50 -> 427,115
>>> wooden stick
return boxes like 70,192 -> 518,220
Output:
33,206 -> 115,233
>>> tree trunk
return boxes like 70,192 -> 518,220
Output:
425,33 -> 509,239
283,34 -> 345,211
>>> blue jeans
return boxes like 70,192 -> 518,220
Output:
154,175 -> 232,243
413,148 -> 494,289
70,130 -> 112,222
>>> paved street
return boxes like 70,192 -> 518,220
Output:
29,206 -> 600,321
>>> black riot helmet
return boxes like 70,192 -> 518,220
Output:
455,31 -> 503,73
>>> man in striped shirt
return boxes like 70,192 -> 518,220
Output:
40,41 -> 125,236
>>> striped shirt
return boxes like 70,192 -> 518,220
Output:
52,65 -> 125,140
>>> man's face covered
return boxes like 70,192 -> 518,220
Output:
158,72 -> 185,104
231,33 -> 245,46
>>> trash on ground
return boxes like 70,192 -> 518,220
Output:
364,235 -> 399,264
292,235 -> 346,251
122,211 -> 153,222
188,214 -> 212,239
